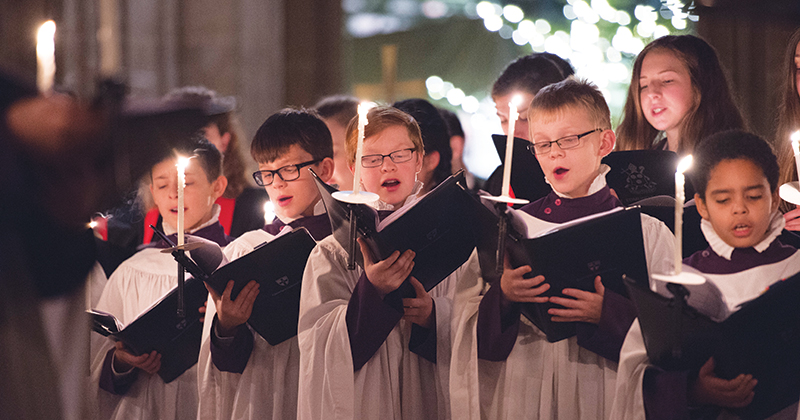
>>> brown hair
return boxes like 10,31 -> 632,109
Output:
615,35 -> 744,154
344,106 -> 424,165
528,78 -> 612,129
776,28 -> 800,211
210,112 -> 248,198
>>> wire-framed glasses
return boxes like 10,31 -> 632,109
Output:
361,148 -> 416,168
252,160 -> 319,186
527,128 -> 604,155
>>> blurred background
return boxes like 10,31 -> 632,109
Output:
4,0 -> 799,180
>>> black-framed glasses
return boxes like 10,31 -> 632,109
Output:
361,148 -> 416,168
527,128 -> 604,155
252,160 -> 319,186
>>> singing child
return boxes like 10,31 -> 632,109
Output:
612,130 -> 800,420
297,106 -> 481,420
196,108 -> 335,420
615,35 -> 744,154
450,78 -> 674,419
90,138 -> 230,420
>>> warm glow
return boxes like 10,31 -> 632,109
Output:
36,20 -> 56,93
676,155 -> 693,174
89,220 -> 98,229
791,131 -> 800,155
176,155 -> 191,172
510,94 -> 524,108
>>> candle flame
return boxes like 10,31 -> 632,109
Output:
263,200 -> 275,225
357,101 -> 375,120
510,94 -> 524,108
676,155 -> 693,174
792,131 -> 800,143
88,220 -> 98,229
37,21 -> 56,48
176,155 -> 191,171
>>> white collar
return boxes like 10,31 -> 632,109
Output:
370,180 -> 424,211
162,204 -> 222,235
548,164 -> 610,199
275,200 -> 326,225
700,211 -> 785,260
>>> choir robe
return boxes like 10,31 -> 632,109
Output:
611,213 -> 800,420
450,169 -> 674,420
296,192 -> 481,420
90,214 -> 230,420
196,213 -> 331,420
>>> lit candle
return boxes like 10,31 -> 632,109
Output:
791,131 -> 800,183
501,95 -> 523,197
263,200 -> 274,226
674,155 -> 693,274
176,155 -> 191,246
352,102 -> 372,194
36,20 -> 56,94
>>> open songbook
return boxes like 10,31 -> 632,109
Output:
88,274 -> 208,384
311,170 -> 477,294
625,273 -> 800,420
203,227 -> 317,345
475,203 -> 650,343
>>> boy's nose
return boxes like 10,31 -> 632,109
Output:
380,158 -> 397,172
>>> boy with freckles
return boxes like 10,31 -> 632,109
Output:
450,78 -> 674,420
297,106 -> 481,420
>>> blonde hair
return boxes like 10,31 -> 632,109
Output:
344,106 -> 424,165
528,78 -> 611,129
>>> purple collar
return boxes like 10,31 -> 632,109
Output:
151,221 -> 231,249
263,213 -> 332,241
684,240 -> 798,274
519,186 -> 622,223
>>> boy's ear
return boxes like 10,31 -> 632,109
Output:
598,129 -> 615,157
415,150 -> 425,173
423,151 -> 440,172
771,189 -> 781,212
694,193 -> 709,220
315,157 -> 335,183
212,175 -> 228,199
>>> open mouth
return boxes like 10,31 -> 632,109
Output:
652,107 -> 665,116
733,223 -> 751,237
277,196 -> 292,206
554,167 -> 569,176
382,179 -> 400,188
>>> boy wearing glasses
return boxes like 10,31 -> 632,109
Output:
297,106 -> 481,419
197,108 -> 334,420
450,79 -> 673,419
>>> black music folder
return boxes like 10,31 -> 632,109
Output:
602,150 -> 683,206
88,275 -> 208,383
203,228 -> 317,345
625,273 -> 800,420
490,134 -> 552,203
478,206 -> 650,343
312,170 -> 477,293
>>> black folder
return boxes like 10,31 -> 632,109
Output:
88,276 -> 208,383
203,228 -> 317,345
601,150 -> 682,206
625,274 -> 800,420
502,207 -> 650,343
490,134 -> 552,202
312,170 -> 477,293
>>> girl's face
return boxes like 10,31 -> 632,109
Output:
150,157 -> 227,232
495,91 -> 535,141
794,41 -> 800,98
354,125 -> 423,207
639,49 -> 698,144
695,159 -> 779,249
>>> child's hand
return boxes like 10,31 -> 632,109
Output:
500,256 -> 550,303
690,357 -> 756,408
205,280 -> 260,336
358,238 -> 415,297
549,275 -> 605,324
402,277 -> 434,328
113,341 -> 161,375
784,206 -> 800,231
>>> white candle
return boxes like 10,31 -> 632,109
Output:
352,102 -> 372,194
791,131 -> 800,183
36,20 -> 56,94
263,201 -> 274,226
176,155 -> 190,246
674,155 -> 693,274
501,95 -> 523,197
